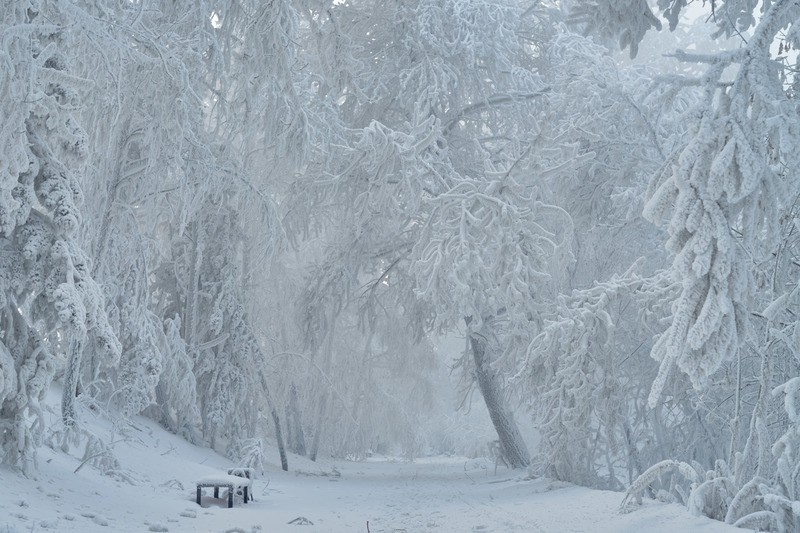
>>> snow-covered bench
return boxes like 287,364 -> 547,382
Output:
196,474 -> 252,508
227,468 -> 256,501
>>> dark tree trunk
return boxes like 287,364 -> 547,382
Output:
259,371 -> 288,471
270,405 -> 289,471
468,320 -> 530,469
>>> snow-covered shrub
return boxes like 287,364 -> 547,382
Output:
623,458 -> 745,522
621,459 -> 701,509
232,437 -> 266,476
146,316 -> 201,443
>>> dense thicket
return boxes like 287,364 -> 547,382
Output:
1,0 -> 799,529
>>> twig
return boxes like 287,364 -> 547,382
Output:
463,461 -> 475,483
74,452 -> 108,474
160,443 -> 177,456
73,439 -> 125,474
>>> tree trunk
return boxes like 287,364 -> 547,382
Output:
62,335 -> 85,431
623,420 -> 644,483
736,342 -> 773,486
270,405 -> 289,472
309,324 -> 336,462
308,393 -> 327,462
288,383 -> 307,456
468,320 -> 530,469
184,221 -> 203,361
259,371 -> 288,471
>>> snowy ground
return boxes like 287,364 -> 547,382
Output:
2,404 -> 743,533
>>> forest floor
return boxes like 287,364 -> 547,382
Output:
2,396 -> 742,533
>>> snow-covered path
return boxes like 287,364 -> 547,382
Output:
1,410 -> 742,533
260,458 -> 741,533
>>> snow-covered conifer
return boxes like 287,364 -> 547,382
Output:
0,0 -> 120,472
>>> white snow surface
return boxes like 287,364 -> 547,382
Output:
1,396 -> 741,533
197,474 -> 252,487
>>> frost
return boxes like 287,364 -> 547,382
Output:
0,6 -> 798,533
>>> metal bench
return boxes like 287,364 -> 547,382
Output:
196,474 -> 252,508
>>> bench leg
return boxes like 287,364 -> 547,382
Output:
214,486 -> 219,499
228,489 -> 234,508
196,487 -> 202,506
244,486 -> 249,504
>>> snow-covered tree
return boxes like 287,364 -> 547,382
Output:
69,0 -> 300,461
288,0 -> 578,467
571,0 -> 800,526
0,0 -> 120,473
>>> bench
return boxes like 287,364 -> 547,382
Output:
196,474 -> 252,508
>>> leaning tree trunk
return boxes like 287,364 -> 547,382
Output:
269,405 -> 289,472
259,371 -> 288,471
468,320 -> 530,469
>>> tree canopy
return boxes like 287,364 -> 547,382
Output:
2,0 -> 800,529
